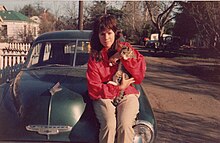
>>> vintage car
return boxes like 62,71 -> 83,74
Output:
0,30 -> 157,143
162,36 -> 181,50
145,40 -> 159,49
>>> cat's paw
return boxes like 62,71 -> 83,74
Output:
107,81 -> 118,86
109,62 -> 113,66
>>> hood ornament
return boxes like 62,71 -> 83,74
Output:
26,82 -> 67,136
26,125 -> 72,135
49,82 -> 62,96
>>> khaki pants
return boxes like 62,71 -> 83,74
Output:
93,94 -> 139,143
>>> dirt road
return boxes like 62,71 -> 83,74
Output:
142,56 -> 220,143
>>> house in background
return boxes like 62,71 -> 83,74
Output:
0,5 -> 39,42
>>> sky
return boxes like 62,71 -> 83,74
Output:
0,0 -> 80,16
0,0 -> 123,16
1,0 -> 56,10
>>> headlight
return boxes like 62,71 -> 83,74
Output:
133,120 -> 155,143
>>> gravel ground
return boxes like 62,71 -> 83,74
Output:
141,56 -> 220,143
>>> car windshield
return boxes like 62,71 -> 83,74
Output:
26,40 -> 90,68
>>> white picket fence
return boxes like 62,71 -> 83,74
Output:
0,42 -> 30,83
0,42 -> 30,69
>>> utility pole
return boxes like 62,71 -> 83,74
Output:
78,1 -> 83,30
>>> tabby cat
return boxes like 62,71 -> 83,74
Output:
108,42 -> 136,106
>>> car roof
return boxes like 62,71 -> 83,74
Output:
33,30 -> 92,44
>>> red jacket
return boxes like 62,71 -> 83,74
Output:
86,42 -> 146,100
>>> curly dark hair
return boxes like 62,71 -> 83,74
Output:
90,14 -> 120,62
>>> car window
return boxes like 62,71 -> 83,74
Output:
43,42 -> 52,61
27,40 -> 90,68
28,43 -> 42,66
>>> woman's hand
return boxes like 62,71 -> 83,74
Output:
119,73 -> 135,90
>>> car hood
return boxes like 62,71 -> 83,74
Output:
2,67 -> 94,141
13,67 -> 87,125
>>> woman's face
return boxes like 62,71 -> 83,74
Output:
99,29 -> 115,49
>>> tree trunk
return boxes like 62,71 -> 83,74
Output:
158,27 -> 165,49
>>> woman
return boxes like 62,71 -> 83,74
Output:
86,14 -> 146,143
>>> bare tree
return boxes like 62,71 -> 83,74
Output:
186,1 -> 220,51
39,9 -> 56,34
61,1 -> 78,30
145,1 -> 177,43
63,1 -> 77,18
51,1 -> 62,19
121,1 -> 146,42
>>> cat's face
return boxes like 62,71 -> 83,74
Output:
120,46 -> 135,60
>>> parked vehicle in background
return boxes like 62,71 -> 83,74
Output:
162,36 -> 181,50
0,30 -> 157,143
145,40 -> 159,50
145,33 -> 181,52
145,33 -> 169,52
150,33 -> 171,41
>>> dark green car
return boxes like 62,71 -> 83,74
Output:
0,30 -> 157,143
